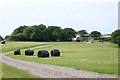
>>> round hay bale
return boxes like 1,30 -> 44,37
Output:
1,41 -> 5,44
51,49 -> 60,56
14,49 -> 21,55
38,50 -> 49,57
25,49 -> 34,56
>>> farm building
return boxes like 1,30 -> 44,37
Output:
99,34 -> 111,42
72,34 -> 90,42
102,34 -> 111,38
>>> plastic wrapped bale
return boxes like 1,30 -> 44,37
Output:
25,49 -> 34,56
51,49 -> 60,56
1,41 -> 5,44
38,50 -> 49,57
14,49 -> 21,55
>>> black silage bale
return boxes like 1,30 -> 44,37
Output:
38,50 -> 49,57
51,49 -> 60,56
14,49 -> 21,55
25,49 -> 34,56
1,41 -> 5,44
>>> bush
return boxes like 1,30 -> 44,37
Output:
104,37 -> 111,42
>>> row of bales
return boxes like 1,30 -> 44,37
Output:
14,49 -> 60,57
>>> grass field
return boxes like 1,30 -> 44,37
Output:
0,62 -> 36,78
0,62 -> 1,79
2,41 -> 118,74
1,41 -> 47,53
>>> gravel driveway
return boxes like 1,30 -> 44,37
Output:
0,53 -> 117,78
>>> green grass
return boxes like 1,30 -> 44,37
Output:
2,41 -> 47,53
0,62 -> 2,79
0,62 -> 36,78
5,41 -> 118,74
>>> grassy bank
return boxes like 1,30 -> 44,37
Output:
1,62 -> 36,78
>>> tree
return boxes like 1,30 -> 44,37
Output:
11,25 -> 28,35
52,27 -> 62,41
111,29 -> 120,44
11,25 -> 29,41
47,26 -> 62,41
90,31 -> 102,40
31,24 -> 47,41
5,35 -> 11,40
116,36 -> 120,47
61,28 -> 76,41
22,27 -> 33,41
9,24 -> 77,41
78,30 -> 88,37
10,24 -> 48,41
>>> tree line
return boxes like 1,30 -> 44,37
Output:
6,24 -> 76,41
4,24 -> 103,42
1,24 -> 120,44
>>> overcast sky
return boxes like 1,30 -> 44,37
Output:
0,0 -> 119,37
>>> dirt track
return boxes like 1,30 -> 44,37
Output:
0,53 -> 117,78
